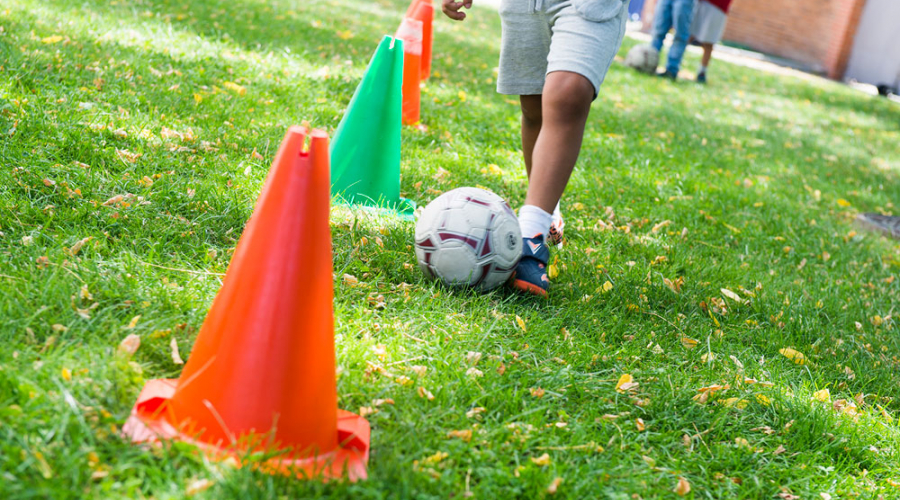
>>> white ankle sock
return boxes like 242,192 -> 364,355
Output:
699,64 -> 707,75
552,201 -> 562,221
519,205 -> 552,240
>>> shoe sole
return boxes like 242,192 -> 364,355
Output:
512,279 -> 548,297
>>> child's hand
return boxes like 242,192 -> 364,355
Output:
442,0 -> 473,21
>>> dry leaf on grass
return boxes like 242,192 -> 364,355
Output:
813,388 -> 830,402
779,348 -> 806,365
118,334 -> 140,356
185,478 -> 213,496
674,477 -> 691,496
680,336 -> 699,349
615,373 -> 639,393
69,237 -> 93,255
447,429 -> 472,442
466,407 -> 485,419
124,315 -> 141,329
651,220 -> 671,234
721,288 -> 747,304
547,477 -> 563,494
515,315 -> 527,332
530,453 -> 551,466
170,338 -> 184,364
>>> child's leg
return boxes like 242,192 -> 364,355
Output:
700,42 -> 713,68
509,0 -> 628,296
519,94 -> 542,177
524,71 -> 593,213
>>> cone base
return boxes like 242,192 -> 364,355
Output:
333,196 -> 417,220
123,379 -> 369,481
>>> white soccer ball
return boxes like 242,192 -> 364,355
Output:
415,187 -> 522,291
624,44 -> 659,74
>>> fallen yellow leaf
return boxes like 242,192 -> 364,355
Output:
118,334 -> 141,356
547,476 -> 563,494
813,388 -> 830,402
681,336 -> 699,349
615,373 -> 639,393
515,315 -> 527,332
779,348 -> 806,365
722,397 -> 748,409
674,477 -> 691,496
124,315 -> 141,329
69,237 -> 93,255
170,338 -> 184,365
222,81 -> 247,96
721,288 -> 747,304
185,478 -> 213,496
531,453 -> 551,466
447,429 -> 472,442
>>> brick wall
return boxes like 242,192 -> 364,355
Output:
640,0 -> 867,77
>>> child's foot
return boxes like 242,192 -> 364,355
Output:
696,72 -> 707,84
548,213 -> 565,248
511,235 -> 550,297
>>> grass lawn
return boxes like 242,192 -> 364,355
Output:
2,0 -> 900,497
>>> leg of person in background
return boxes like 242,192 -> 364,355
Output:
663,0 -> 696,78
650,0 -> 674,58
697,42 -> 713,83
520,94 -> 565,248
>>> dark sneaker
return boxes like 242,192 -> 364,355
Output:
656,69 -> 677,81
548,213 -> 565,248
511,235 -> 550,297
696,72 -> 707,84
856,213 -> 900,239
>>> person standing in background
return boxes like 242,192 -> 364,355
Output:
650,0 -> 696,80
690,0 -> 733,83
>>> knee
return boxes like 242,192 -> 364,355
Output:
521,99 -> 542,127
543,74 -> 593,120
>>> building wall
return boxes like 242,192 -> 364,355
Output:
641,0 -> 867,78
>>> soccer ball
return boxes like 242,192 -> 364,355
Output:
624,44 -> 659,74
415,187 -> 522,291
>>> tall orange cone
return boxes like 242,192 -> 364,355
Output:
410,0 -> 434,81
123,126 -> 370,481
396,17 -> 423,125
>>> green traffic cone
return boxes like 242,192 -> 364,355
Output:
330,35 -> 414,215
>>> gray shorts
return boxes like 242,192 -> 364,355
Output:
497,0 -> 628,98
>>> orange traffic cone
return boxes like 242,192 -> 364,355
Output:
396,17 -> 423,125
410,0 -> 434,81
123,126 -> 370,481
404,0 -> 422,18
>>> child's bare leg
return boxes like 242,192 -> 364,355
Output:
524,71 -> 594,214
519,94 -> 542,178
701,43 -> 714,67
